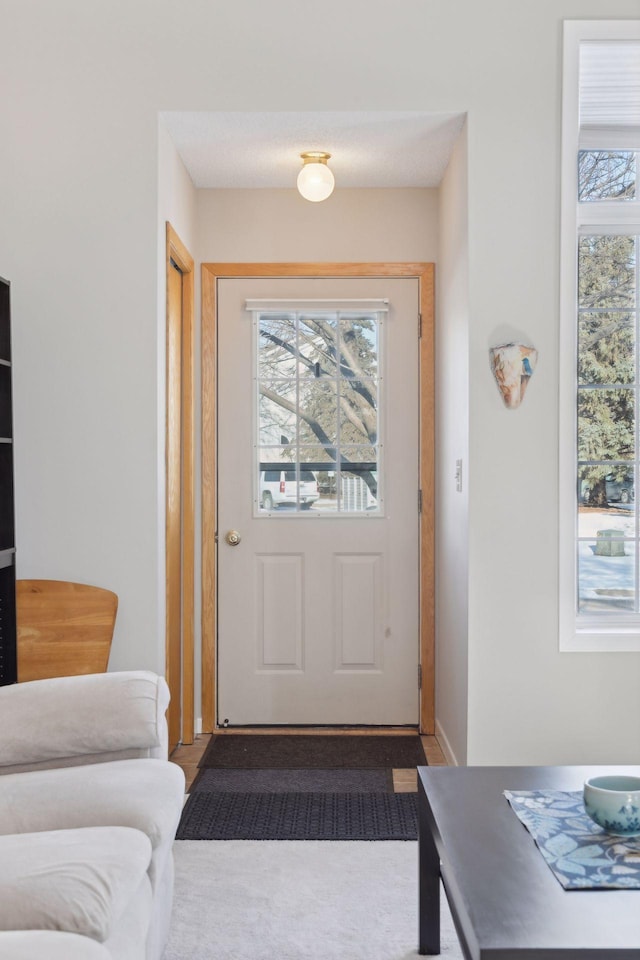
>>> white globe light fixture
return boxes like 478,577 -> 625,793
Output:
297,151 -> 335,202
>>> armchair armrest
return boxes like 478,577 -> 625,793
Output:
0,931 -> 112,960
0,671 -> 170,774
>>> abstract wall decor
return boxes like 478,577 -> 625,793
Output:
490,342 -> 538,410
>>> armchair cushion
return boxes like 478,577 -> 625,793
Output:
0,671 -> 169,774
0,759 -> 185,890
0,827 -> 152,941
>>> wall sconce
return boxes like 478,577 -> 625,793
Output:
297,151 -> 335,202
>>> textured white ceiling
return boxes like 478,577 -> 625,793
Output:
160,111 -> 466,189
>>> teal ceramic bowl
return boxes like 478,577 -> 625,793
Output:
583,775 -> 640,837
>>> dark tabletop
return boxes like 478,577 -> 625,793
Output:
418,765 -> 640,958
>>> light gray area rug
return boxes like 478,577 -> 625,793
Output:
163,840 -> 464,960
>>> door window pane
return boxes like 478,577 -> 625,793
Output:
338,446 -> 379,513
298,314 -> 337,376
339,381 -> 378,443
298,380 -> 339,446
255,309 -> 382,516
257,467 -> 319,512
339,314 -> 378,376
258,314 -> 297,379
259,381 -> 297,445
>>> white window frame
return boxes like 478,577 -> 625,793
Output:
559,20 -> 640,652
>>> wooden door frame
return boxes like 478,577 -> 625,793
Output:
201,262 -> 435,734
165,223 -> 195,745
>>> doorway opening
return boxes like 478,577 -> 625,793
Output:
201,262 -> 434,733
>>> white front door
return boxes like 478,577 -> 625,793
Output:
217,275 -> 420,725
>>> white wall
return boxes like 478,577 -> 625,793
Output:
196,188 -> 438,262
2,7 -> 162,672
463,14 -> 640,766
158,122 -> 198,260
436,123 -> 469,766
1,0 -> 639,761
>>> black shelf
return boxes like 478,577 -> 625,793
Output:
0,277 -> 16,685
0,280 -> 10,363
0,366 -> 12,440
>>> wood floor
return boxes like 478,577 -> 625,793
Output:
171,730 -> 447,792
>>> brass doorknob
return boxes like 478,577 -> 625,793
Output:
225,530 -> 241,546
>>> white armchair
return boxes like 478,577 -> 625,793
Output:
0,671 -> 185,960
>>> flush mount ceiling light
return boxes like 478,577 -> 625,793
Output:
297,151 -> 335,202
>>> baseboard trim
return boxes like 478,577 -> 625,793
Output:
435,720 -> 459,767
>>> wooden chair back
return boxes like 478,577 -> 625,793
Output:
16,579 -> 118,682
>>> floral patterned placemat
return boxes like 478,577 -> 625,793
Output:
504,790 -> 640,889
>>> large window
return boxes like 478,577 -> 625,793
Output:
560,23 -> 640,650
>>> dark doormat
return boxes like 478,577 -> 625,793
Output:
198,735 -> 426,769
192,767 -> 394,794
176,791 -> 418,840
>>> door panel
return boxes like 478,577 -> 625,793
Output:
257,553 -> 304,670
334,553 -> 383,670
217,276 -> 420,725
